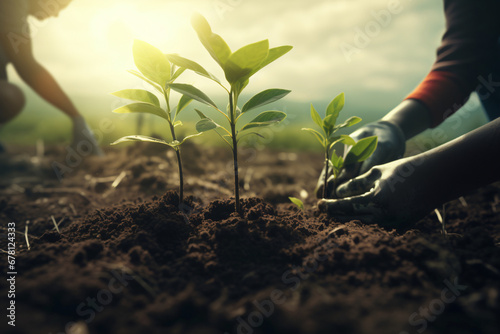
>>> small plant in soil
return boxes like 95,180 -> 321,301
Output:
302,93 -> 378,198
111,40 -> 201,205
289,197 -> 305,210
166,13 -> 293,214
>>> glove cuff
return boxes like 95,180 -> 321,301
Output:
375,120 -> 406,158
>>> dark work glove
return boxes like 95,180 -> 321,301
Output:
316,120 -> 406,198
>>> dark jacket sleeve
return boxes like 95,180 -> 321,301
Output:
406,0 -> 500,127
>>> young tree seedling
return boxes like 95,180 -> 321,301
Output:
111,40 -> 200,205
302,93 -> 378,198
166,14 -> 292,214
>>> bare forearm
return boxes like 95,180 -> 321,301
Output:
382,99 -> 432,140
18,62 -> 80,118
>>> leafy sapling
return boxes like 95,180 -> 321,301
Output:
166,14 -> 293,214
329,133 -> 378,198
302,93 -> 378,199
111,40 -> 200,205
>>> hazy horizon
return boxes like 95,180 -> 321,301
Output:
7,0 -> 446,108
4,0 -> 488,147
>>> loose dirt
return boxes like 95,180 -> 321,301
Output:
0,144 -> 499,334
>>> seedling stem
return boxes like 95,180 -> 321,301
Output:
229,91 -> 241,214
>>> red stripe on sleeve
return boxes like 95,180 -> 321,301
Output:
405,70 -> 470,127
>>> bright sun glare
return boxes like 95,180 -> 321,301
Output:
89,3 -> 192,55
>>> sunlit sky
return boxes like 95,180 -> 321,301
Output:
8,0 -> 447,121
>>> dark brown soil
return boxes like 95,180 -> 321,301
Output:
0,144 -> 499,334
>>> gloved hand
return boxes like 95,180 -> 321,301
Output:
315,120 -> 406,198
318,157 -> 435,229
71,116 -> 104,156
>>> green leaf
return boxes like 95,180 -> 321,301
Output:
113,103 -> 168,122
195,108 -> 208,119
191,13 -> 231,68
175,95 -> 193,117
166,53 -> 221,84
325,93 -> 345,127
344,136 -> 378,166
231,45 -> 293,95
178,132 -> 203,145
224,40 -> 269,84
329,134 -> 356,149
323,114 -> 336,135
173,120 -> 183,127
242,89 -> 291,113
168,83 -> 217,109
111,135 -> 174,148
111,89 -> 160,107
336,116 -> 362,130
288,197 -> 304,210
238,132 -> 266,141
248,45 -> 293,77
133,40 -> 170,87
310,104 -> 323,129
240,111 -> 286,131
330,150 -> 344,171
170,63 -> 177,79
196,118 -> 219,133
232,78 -> 250,97
171,67 -> 186,82
128,70 -> 163,93
302,128 -> 325,147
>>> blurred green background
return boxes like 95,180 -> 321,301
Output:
0,0 -> 489,152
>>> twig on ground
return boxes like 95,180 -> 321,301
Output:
54,217 -> 66,231
112,171 -> 128,188
69,203 -> 77,215
434,205 -> 447,236
51,216 -> 60,234
85,175 -> 119,184
85,174 -> 121,192
101,171 -> 129,199
458,196 -> 468,207
25,221 -> 30,251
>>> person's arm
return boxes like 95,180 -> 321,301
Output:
405,0 -> 500,128
319,117 -> 500,228
0,35 -> 80,118
382,99 -> 431,140
316,0 -> 500,199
